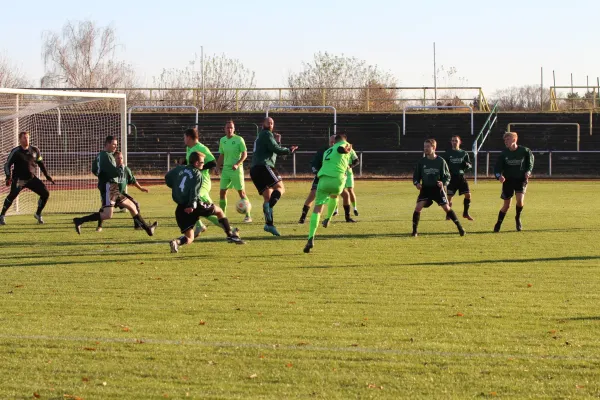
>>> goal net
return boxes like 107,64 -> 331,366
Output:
0,88 -> 126,215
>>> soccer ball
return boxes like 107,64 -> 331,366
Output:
235,199 -> 251,214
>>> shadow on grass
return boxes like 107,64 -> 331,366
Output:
564,316 -> 600,321
402,255 -> 600,267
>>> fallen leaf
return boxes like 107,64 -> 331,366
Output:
135,339 -> 145,344
367,384 -> 383,390
163,394 -> 168,398
527,283 -> 533,288
490,392 -> 497,397
33,393 -> 40,398
249,373 -> 258,379
15,285 -> 24,288
140,262 -> 144,265
288,301 -> 296,304
456,313 -> 464,317
286,363 -> 293,368
122,327 -> 130,332
82,377 -> 89,382
350,343 -> 359,347
199,320 -> 206,325
549,330 -> 557,334
576,385 -> 584,389
297,341 -> 309,346
83,347 -> 96,351
181,376 -> 189,381
259,354 -> 265,359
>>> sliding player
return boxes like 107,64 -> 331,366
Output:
1,131 -> 54,225
217,120 -> 252,222
73,136 -> 157,236
298,135 -> 335,224
303,133 -> 353,253
412,139 -> 465,237
96,151 -> 149,232
250,117 -> 298,236
441,135 -> 473,221
493,131 -> 534,232
166,151 -> 244,253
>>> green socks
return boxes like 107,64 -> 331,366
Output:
325,197 -> 338,220
308,212 -> 321,239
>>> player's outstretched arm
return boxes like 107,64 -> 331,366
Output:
134,182 -> 149,193
266,133 -> 294,155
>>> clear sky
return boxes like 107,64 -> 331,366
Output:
1,0 -> 598,94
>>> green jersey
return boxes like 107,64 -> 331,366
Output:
317,141 -> 352,179
165,164 -> 203,208
116,165 -> 136,194
494,145 -> 534,180
186,142 -> 215,191
310,145 -> 329,174
92,151 -> 119,186
346,149 -> 359,176
442,149 -> 472,176
413,155 -> 451,188
218,134 -> 247,168
251,129 -> 292,168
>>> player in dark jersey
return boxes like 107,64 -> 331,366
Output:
298,135 -> 335,224
96,151 -> 149,232
250,117 -> 298,236
493,131 -> 534,232
1,131 -> 54,225
165,151 -> 244,253
441,135 -> 473,221
73,136 -> 157,235
412,139 -> 465,237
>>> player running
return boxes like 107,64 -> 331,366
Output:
217,120 -> 252,222
441,135 -> 473,221
332,147 -> 360,223
184,127 -> 221,236
412,139 -> 465,237
493,131 -> 534,232
250,117 -> 298,236
298,135 -> 335,224
73,136 -> 157,236
1,131 -> 54,225
96,151 -> 149,232
303,133 -> 353,253
166,151 -> 244,253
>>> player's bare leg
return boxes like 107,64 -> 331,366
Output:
494,198 -> 512,232
348,187 -> 358,216
463,192 -> 474,220
170,228 -> 195,253
515,193 -> 525,231
299,189 -> 316,224
446,195 -> 453,220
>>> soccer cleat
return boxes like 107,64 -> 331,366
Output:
463,213 -> 474,221
264,224 -> 280,236
169,239 -> 179,253
411,231 -> 418,237
298,217 -> 306,224
227,234 -> 245,245
458,227 -> 466,236
493,222 -> 501,233
96,227 -> 103,232
322,218 -> 330,228
303,238 -> 314,253
332,208 -> 338,217
147,221 -> 158,236
345,217 -> 357,223
194,223 -> 208,238
353,209 -> 359,216
243,216 -> 253,223
34,213 -> 44,224
516,217 -> 522,232
0,215 -> 5,225
73,218 -> 82,235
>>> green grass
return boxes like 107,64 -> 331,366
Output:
1,181 -> 599,399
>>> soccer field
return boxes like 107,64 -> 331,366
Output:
1,180 -> 599,399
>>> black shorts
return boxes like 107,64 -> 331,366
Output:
8,177 -> 49,199
99,183 -> 127,209
501,178 -> 528,200
250,165 -> 282,195
447,175 -> 470,196
417,186 -> 449,206
310,175 -> 319,191
175,203 -> 215,233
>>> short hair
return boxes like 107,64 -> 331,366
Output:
114,151 -> 122,157
504,131 -> 518,140
451,135 -> 462,142
18,131 -> 29,139
335,133 -> 347,142
185,128 -> 199,140
188,151 -> 205,166
424,138 -> 437,149
105,135 -> 116,145
225,120 -> 235,126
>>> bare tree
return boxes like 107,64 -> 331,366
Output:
287,52 -> 397,111
152,54 -> 268,110
490,85 -> 550,111
41,20 -> 137,88
0,54 -> 30,87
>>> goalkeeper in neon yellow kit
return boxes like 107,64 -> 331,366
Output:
303,133 -> 353,253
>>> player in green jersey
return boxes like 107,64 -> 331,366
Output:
184,128 -> 221,237
412,139 -> 465,237
332,147 -> 360,222
96,151 -> 149,232
493,131 -> 534,232
441,135 -> 473,221
217,120 -> 252,222
298,135 -> 336,224
165,151 -> 244,253
250,117 -> 298,236
303,134 -> 353,253
73,136 -> 157,236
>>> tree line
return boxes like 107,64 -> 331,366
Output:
1,20 -> 596,112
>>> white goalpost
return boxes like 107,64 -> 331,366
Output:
0,88 -> 127,215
